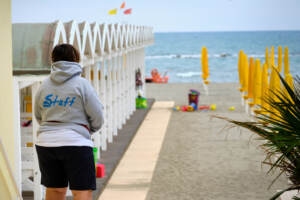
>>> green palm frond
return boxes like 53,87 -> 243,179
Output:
214,72 -> 300,200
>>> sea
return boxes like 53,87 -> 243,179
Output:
145,31 -> 300,83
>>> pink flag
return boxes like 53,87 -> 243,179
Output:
124,8 -> 132,15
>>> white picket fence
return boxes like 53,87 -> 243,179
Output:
12,20 -> 153,200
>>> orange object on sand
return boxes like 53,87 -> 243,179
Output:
146,68 -> 168,83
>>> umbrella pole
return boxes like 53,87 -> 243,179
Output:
241,92 -> 245,106
202,81 -> 208,95
245,99 -> 249,114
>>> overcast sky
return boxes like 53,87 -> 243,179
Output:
12,0 -> 300,32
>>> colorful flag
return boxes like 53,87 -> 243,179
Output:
120,2 -> 126,9
108,8 -> 117,15
124,8 -> 132,15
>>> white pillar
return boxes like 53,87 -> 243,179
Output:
130,49 -> 136,115
31,82 -> 43,200
141,48 -> 146,97
121,53 -> 126,125
129,49 -> 133,116
117,53 -> 123,130
100,60 -> 107,151
13,79 -> 22,194
125,51 -> 130,120
129,49 -> 133,115
107,58 -> 113,143
91,64 -> 101,159
85,66 -> 91,82
111,56 -> 117,136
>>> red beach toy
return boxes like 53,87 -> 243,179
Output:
181,105 -> 188,111
96,163 -> 105,178
199,106 -> 210,110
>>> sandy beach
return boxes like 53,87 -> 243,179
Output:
144,83 -> 289,200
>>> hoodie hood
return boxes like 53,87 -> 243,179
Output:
50,61 -> 82,84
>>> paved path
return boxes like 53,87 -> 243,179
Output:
99,101 -> 174,200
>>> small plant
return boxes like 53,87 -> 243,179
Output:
215,73 -> 300,200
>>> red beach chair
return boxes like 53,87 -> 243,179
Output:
150,68 -> 169,83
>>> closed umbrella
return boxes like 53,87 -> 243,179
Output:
247,57 -> 256,109
201,46 -> 209,83
284,46 -> 289,76
247,57 -> 255,100
278,46 -> 282,72
242,53 -> 249,94
269,65 -> 281,119
238,50 -> 244,91
283,73 -> 294,102
269,65 -> 275,102
253,59 -> 262,106
261,63 -> 269,112
271,46 -> 275,68
265,47 -> 270,70
201,46 -> 209,95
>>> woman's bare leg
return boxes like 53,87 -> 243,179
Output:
45,187 -> 67,200
72,190 -> 93,200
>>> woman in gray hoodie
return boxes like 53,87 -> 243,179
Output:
34,44 -> 104,200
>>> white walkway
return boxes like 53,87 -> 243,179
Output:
99,101 -> 174,200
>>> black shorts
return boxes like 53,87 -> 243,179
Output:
35,145 -> 96,190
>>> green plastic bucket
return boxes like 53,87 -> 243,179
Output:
93,147 -> 98,165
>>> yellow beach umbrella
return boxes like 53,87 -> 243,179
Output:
247,57 -> 255,100
261,63 -> 269,112
270,46 -> 275,68
278,46 -> 282,72
284,46 -> 289,76
285,74 -> 293,91
283,73 -> 294,102
269,65 -> 282,119
253,59 -> 262,106
265,47 -> 270,70
242,53 -> 249,94
274,69 -> 282,99
268,65 -> 275,101
238,50 -> 244,91
201,46 -> 209,84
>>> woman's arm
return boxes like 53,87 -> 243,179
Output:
34,88 -> 42,125
83,81 -> 104,133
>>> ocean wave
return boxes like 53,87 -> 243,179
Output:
146,53 -> 300,60
176,71 -> 202,77
146,53 -> 233,60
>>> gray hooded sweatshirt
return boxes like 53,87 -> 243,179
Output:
34,61 -> 104,140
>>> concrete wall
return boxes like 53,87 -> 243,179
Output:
0,0 -> 17,199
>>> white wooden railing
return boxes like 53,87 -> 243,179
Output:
13,20 -> 153,200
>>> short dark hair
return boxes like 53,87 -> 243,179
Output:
51,44 -> 80,63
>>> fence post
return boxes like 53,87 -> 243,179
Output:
111,56 -> 118,136
107,57 -> 113,143
100,60 -> 107,151
91,64 -> 101,159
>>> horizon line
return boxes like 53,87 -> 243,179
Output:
154,29 -> 300,33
